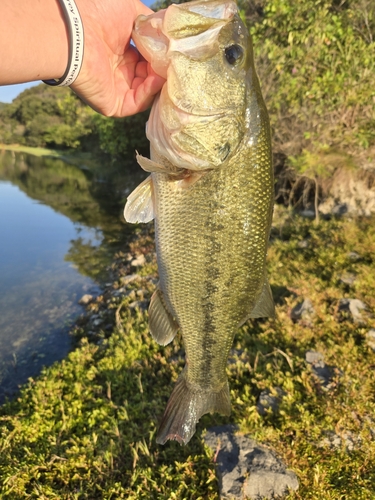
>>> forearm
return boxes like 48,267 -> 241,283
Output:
0,0 -> 68,84
0,0 -> 165,117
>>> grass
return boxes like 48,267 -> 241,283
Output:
0,210 -> 374,499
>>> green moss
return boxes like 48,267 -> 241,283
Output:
0,212 -> 375,498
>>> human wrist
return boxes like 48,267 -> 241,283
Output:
43,0 -> 84,86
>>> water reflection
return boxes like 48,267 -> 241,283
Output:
0,149 -> 146,401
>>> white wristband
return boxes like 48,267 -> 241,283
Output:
43,0 -> 84,87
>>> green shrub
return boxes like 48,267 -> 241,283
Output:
251,0 -> 375,162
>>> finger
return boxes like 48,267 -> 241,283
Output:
118,70 -> 165,117
134,60 -> 148,80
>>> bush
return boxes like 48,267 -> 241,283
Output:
250,0 -> 375,163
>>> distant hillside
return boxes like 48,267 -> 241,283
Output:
0,83 -> 149,160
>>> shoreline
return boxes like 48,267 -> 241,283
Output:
0,143 -> 102,171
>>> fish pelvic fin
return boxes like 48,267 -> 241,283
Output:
149,287 -> 179,346
156,373 -> 231,445
124,175 -> 155,224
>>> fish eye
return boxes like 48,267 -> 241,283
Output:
224,44 -> 244,66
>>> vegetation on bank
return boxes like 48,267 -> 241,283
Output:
0,85 -> 150,162
249,0 -> 375,163
1,0 -> 374,179
0,212 -> 374,498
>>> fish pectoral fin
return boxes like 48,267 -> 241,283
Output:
136,152 -> 168,174
156,373 -> 231,445
148,287 -> 179,346
137,151 -> 186,176
123,175 -> 155,223
239,275 -> 275,325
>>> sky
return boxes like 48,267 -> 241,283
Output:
0,0 -> 156,104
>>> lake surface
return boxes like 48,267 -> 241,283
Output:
0,149 -> 146,402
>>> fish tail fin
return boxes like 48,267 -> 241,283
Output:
156,373 -> 231,445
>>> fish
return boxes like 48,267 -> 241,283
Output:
124,0 -> 275,445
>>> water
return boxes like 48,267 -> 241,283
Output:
0,149 -> 146,402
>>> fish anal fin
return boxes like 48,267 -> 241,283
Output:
124,175 -> 155,224
149,287 -> 179,346
156,373 -> 231,445
239,276 -> 275,326
249,276 -> 275,319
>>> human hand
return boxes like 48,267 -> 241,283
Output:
71,0 -> 165,117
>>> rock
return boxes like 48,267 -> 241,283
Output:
78,294 -> 93,305
128,300 -> 149,311
305,350 -> 339,389
305,350 -> 324,365
338,298 -> 367,323
318,166 -> 375,217
204,425 -> 299,499
120,274 -> 140,286
291,298 -> 315,322
124,252 -> 133,262
318,430 -> 362,452
366,329 -> 375,351
300,209 -> 315,219
338,273 -> 357,286
331,203 -> 348,216
256,387 -> 286,416
92,318 -> 103,327
347,251 -> 361,261
297,239 -> 309,249
130,254 -> 146,267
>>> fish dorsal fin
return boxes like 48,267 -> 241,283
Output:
249,275 -> 275,319
149,287 -> 179,345
124,175 -> 155,224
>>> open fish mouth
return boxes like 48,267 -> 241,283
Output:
132,0 -> 237,79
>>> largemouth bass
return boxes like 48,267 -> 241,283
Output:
124,0 -> 274,445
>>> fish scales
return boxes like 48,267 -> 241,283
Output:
153,124 -> 272,388
125,0 -> 275,445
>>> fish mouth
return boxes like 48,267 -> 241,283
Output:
132,0 -> 237,79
